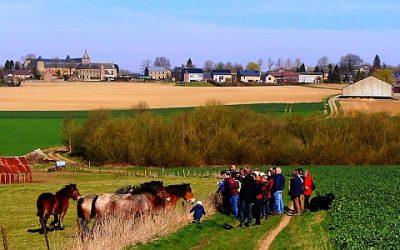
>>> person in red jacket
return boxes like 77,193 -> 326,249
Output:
303,170 -> 313,210
227,174 -> 240,218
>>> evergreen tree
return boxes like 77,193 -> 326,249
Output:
333,65 -> 341,82
355,70 -> 362,82
9,60 -> 14,70
299,63 -> 306,72
314,66 -> 320,72
14,61 -> 21,70
328,64 -> 334,82
4,60 -> 10,72
186,58 -> 193,68
373,55 -> 381,69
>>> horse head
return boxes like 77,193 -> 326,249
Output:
182,184 -> 195,203
66,183 -> 81,201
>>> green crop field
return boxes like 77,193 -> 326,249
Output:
0,103 -> 324,156
1,165 -> 399,249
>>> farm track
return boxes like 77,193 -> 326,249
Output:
258,213 -> 293,250
328,95 -> 341,117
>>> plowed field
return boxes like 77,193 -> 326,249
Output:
0,81 -> 340,111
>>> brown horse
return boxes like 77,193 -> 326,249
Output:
36,184 -> 80,233
77,182 -> 195,233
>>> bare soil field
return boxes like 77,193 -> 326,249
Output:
307,83 -> 349,90
340,98 -> 400,116
0,81 -> 340,111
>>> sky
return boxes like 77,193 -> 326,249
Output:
0,0 -> 399,72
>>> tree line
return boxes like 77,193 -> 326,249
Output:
62,104 -> 400,167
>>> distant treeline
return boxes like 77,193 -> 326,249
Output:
63,104 -> 400,166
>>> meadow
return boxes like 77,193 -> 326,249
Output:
0,102 -> 324,156
1,165 -> 399,249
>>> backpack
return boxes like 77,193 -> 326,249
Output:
311,180 -> 316,191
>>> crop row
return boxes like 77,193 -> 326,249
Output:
312,166 -> 400,249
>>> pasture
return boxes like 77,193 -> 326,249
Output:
1,165 -> 399,249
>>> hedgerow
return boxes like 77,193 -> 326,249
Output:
64,104 -> 400,166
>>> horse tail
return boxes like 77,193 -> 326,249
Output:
77,196 -> 85,220
90,195 -> 99,219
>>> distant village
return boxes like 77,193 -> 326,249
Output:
1,50 -> 400,87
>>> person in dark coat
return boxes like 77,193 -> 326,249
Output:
190,200 -> 206,223
289,171 -> 303,214
273,167 -> 285,214
239,170 -> 257,227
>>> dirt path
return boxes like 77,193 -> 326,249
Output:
328,95 -> 341,117
258,214 -> 292,250
44,146 -> 82,166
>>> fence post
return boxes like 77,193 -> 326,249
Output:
1,225 -> 8,250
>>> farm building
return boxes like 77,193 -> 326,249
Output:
393,84 -> 400,99
342,76 -> 393,98
0,157 -> 32,184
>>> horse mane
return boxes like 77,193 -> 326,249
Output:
165,183 -> 190,197
115,181 -> 164,195
56,183 -> 77,196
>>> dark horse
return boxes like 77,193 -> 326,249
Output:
77,181 -> 195,233
36,184 -> 81,233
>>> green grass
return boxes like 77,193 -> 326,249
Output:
134,213 -> 282,250
0,103 -> 324,156
0,170 -> 218,250
270,211 -> 333,250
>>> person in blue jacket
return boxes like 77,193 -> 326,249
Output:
190,200 -> 206,223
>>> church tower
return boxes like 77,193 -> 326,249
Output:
82,49 -> 90,64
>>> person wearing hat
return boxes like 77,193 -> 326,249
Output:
190,200 -> 206,224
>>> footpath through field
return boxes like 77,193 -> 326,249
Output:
257,214 -> 292,250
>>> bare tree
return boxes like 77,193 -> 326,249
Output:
203,60 -> 214,72
267,58 -> 274,72
275,58 -> 284,69
153,56 -> 171,69
233,63 -> 244,72
225,62 -> 234,71
294,58 -> 302,68
317,56 -> 329,69
257,58 -> 264,72
140,59 -> 152,72
215,62 -> 225,70
339,53 -> 363,73
284,58 -> 293,69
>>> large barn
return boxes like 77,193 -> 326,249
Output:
0,157 -> 32,184
342,76 -> 393,98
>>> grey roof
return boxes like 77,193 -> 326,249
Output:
183,68 -> 203,74
238,70 -> 260,76
146,66 -> 168,72
77,64 -> 102,69
211,70 -> 231,75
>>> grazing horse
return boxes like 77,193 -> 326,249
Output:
77,182 -> 195,234
165,183 -> 196,207
36,184 -> 80,233
77,181 -> 170,233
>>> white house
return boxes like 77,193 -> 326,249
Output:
183,68 -> 203,82
299,72 -> 323,83
211,70 -> 232,83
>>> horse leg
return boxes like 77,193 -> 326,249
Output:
58,213 -> 65,230
39,217 -> 46,234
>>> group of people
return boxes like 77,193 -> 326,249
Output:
216,164 -> 314,227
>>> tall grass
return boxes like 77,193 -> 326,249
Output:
66,103 -> 400,166
65,197 -> 216,250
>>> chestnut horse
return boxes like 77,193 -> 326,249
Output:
77,182 -> 195,233
36,184 -> 80,233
